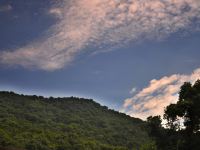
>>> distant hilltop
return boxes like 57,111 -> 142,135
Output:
0,91 -> 150,150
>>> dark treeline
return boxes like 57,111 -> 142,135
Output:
147,80 -> 200,150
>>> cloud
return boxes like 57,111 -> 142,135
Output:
129,87 -> 137,94
0,0 -> 200,70
48,8 -> 63,19
121,68 -> 200,120
0,4 -> 12,12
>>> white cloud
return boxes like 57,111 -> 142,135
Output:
129,87 -> 137,94
121,68 -> 200,120
0,0 -> 200,70
48,8 -> 63,19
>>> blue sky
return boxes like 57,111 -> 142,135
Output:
0,0 -> 200,119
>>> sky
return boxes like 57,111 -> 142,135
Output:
0,0 -> 200,120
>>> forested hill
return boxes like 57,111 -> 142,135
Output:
0,91 -> 151,150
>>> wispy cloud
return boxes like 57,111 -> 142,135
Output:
0,0 -> 200,70
121,68 -> 200,120
129,87 -> 137,94
0,4 -> 12,12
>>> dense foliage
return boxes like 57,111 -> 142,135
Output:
0,92 -> 151,150
147,80 -> 200,150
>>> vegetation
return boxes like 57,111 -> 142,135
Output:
0,91 -> 151,150
1,79 -> 199,150
147,80 -> 200,150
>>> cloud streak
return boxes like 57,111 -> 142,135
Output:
121,68 -> 200,120
0,4 -> 12,12
0,0 -> 200,70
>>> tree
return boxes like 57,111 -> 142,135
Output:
0,129 -> 12,147
164,80 -> 200,150
140,141 -> 157,150
147,116 -> 162,136
164,104 -> 182,131
164,80 -> 200,134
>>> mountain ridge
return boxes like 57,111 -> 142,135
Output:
0,91 -> 151,150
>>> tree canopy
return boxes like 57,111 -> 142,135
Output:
0,91 -> 151,150
164,80 -> 200,133
147,80 -> 200,150
1,79 -> 200,150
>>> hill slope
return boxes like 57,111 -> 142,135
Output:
0,91 -> 151,150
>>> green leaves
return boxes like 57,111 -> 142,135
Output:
0,92 -> 150,150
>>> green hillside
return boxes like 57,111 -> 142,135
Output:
0,91 -> 151,150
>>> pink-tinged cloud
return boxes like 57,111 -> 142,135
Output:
0,0 -> 200,70
121,68 -> 200,120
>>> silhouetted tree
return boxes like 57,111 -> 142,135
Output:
164,80 -> 200,134
164,80 -> 200,150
